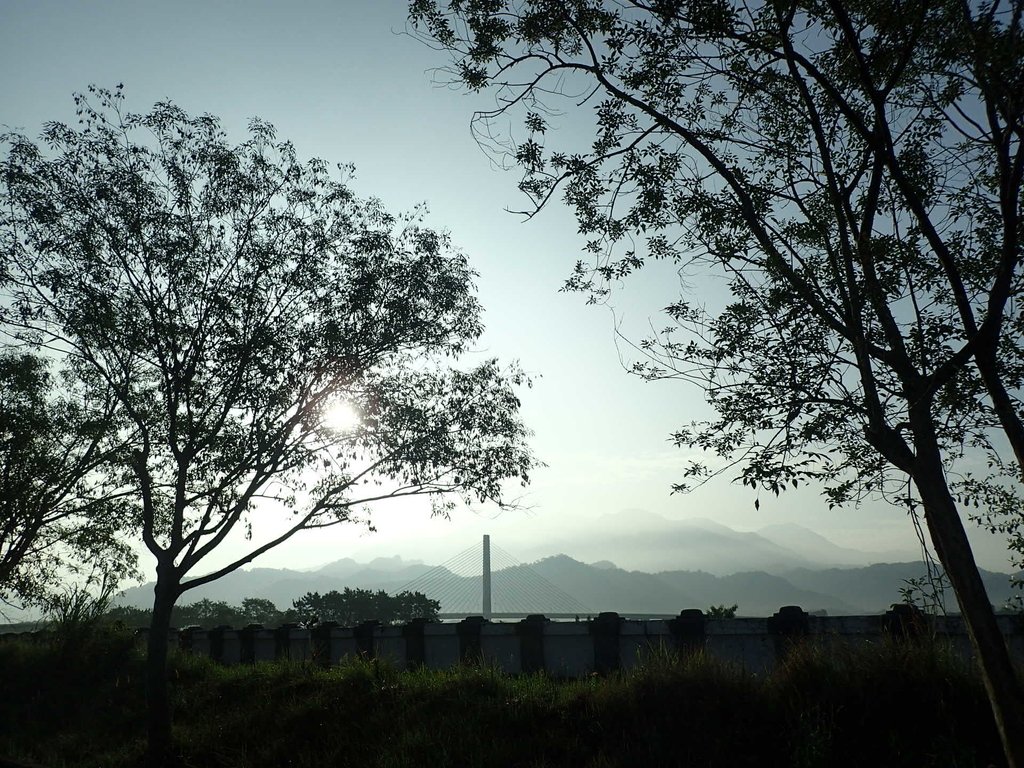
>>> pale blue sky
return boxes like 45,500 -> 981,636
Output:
1,0 -> 1013,573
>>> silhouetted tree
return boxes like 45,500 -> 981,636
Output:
0,351 -> 136,608
239,597 -> 282,626
105,597 -> 290,628
293,588 -> 439,625
174,599 -> 239,628
706,604 -> 737,619
0,86 -> 535,765
104,604 -> 153,628
410,1 -> 1024,761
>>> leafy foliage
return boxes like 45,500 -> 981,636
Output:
409,1 -> 1024,757
411,0 -> 1024,518
1,85 -> 536,759
292,588 -> 439,626
0,84 -> 535,597
706,603 -> 737,619
104,590 -> 440,628
0,351 -> 137,607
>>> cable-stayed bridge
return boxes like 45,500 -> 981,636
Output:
397,535 -> 592,620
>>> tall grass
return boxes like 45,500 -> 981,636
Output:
0,628 -> 1006,768
770,637 -> 996,767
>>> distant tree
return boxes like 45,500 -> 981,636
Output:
239,597 -> 282,626
293,588 -> 439,626
0,351 -> 136,609
706,604 -> 737,619
390,589 -> 441,622
104,604 -> 153,628
105,597 -> 287,628
172,599 -> 243,628
0,86 -> 535,764
411,1 -> 1024,761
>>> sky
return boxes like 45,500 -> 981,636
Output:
0,0 -> 1016,577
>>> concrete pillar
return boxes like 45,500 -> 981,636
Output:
668,609 -> 706,655
883,604 -> 926,640
240,624 -> 262,664
178,626 -> 197,653
768,606 -> 809,662
209,625 -> 232,664
354,620 -> 380,659
590,612 -> 622,674
274,623 -> 301,660
457,615 -> 487,663
516,614 -> 549,673
402,617 -> 430,669
312,621 -> 339,666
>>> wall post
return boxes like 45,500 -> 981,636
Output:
883,603 -> 926,641
457,615 -> 487,664
239,623 -> 262,664
516,614 -> 549,673
668,609 -> 706,657
274,622 -> 300,660
402,617 -> 430,669
208,625 -> 231,664
768,606 -> 809,662
590,612 -> 622,675
312,621 -> 339,667
354,620 -> 380,659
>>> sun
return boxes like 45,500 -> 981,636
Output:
323,400 -> 361,433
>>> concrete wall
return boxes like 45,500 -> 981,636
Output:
114,606 -> 1024,675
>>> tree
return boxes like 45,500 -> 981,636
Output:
0,86 -> 535,764
409,0 -> 1024,762
104,603 -> 154,628
706,604 -> 737,619
239,597 -> 283,626
105,597 -> 290,628
390,589 -> 441,622
292,587 -> 439,625
173,599 -> 242,628
0,351 -> 136,609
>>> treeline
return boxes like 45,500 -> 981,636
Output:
105,588 -> 439,629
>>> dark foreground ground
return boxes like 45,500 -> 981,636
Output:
0,625 -> 1007,767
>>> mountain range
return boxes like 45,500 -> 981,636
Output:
522,513 -> 920,574
114,522 -> 1020,617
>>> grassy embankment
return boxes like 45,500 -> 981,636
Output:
0,624 -> 1006,768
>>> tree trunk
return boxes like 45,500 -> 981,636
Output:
914,458 -> 1024,768
145,578 -> 178,767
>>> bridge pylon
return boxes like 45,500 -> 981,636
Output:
397,536 -> 592,619
482,534 -> 492,620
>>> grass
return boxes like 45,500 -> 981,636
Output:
0,626 -> 1006,768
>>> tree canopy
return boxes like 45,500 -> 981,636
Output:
0,85 -> 535,762
104,589 -> 440,629
410,0 -> 1024,762
0,350 -> 136,608
292,588 -> 440,626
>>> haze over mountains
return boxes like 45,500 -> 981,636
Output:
116,519 -> 1020,617
555,513 -> 920,573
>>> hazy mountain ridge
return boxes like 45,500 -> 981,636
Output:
754,522 -> 914,565
538,512 -> 919,574
114,553 -> 1020,619
110,520 -> 1016,617
117,557 -> 436,611
779,562 -> 1019,613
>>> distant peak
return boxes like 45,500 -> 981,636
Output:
366,555 -> 421,568
535,553 -> 583,565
